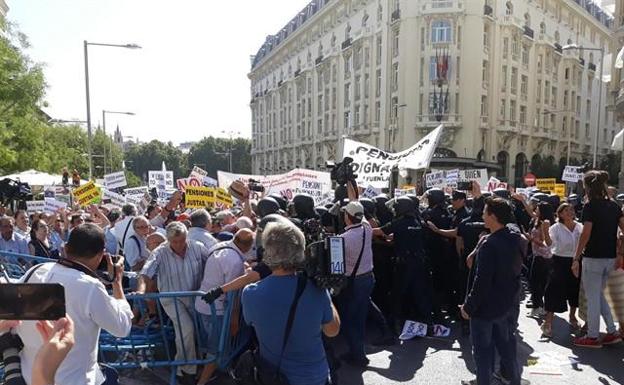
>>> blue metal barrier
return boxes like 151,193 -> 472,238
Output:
98,290 -> 251,385
0,251 -> 56,279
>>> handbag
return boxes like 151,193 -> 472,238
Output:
233,274 -> 307,385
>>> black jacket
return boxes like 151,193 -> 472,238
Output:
463,227 -> 525,320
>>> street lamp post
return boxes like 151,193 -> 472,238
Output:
562,44 -> 605,168
84,40 -> 141,180
102,110 -> 135,174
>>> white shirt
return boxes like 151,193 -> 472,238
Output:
111,216 -> 135,251
188,227 -> 218,250
195,241 -> 246,316
15,262 -> 133,385
549,221 -> 583,258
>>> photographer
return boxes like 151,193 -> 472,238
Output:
333,201 -> 374,367
7,223 -> 132,385
242,221 -> 340,385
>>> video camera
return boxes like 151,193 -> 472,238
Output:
326,157 -> 357,186
305,236 -> 348,293
0,178 -> 32,208
248,179 -> 265,193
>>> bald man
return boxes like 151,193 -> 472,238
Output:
195,228 -> 254,385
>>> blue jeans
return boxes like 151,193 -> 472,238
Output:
582,258 -> 617,338
337,273 -> 375,360
470,310 -> 519,385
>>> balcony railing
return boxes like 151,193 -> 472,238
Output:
554,43 -> 563,54
391,9 -> 401,22
315,56 -> 324,65
341,38 -> 352,50
523,26 -> 534,39
294,69 -> 301,77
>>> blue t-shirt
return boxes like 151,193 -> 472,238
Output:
242,275 -> 332,385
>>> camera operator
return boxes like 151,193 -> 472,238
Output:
5,223 -> 132,385
241,221 -> 340,385
333,199 -> 374,367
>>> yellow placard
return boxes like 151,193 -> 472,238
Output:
554,184 -> 566,199
215,187 -> 234,207
184,186 -> 216,209
72,181 -> 101,207
535,178 -> 556,193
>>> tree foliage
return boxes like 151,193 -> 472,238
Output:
124,140 -> 189,181
187,137 -> 251,176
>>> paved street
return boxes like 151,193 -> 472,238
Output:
121,288 -> 624,385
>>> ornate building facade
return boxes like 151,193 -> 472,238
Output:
249,0 -> 615,186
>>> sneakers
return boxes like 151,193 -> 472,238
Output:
573,335 -> 603,348
602,332 -> 622,345
540,323 -> 553,338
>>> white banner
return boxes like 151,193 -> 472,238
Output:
124,186 -> 149,197
343,124 -> 444,188
217,168 -> 332,204
425,170 -> 446,188
394,187 -> 416,197
445,169 -> 459,187
103,171 -> 127,190
148,171 -> 174,190
562,166 -> 583,183
189,165 -> 208,179
44,198 -> 67,214
26,200 -> 45,214
102,189 -> 127,208
458,169 -> 489,189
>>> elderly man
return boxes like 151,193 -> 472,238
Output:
146,232 -> 166,252
124,216 -> 151,272
195,228 -> 254,385
137,221 -> 211,385
0,216 -> 29,254
188,209 -> 218,250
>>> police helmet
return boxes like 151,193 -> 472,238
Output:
567,194 -> 579,204
292,194 -> 316,219
314,205 -> 328,217
268,193 -> 288,212
406,194 -> 420,209
257,197 -> 280,217
359,198 -> 376,218
395,196 -> 417,217
548,194 -> 561,209
492,188 -> 510,200
617,194 -> 624,203
530,192 -> 550,204
426,188 -> 446,207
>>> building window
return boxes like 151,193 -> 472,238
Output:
355,75 -> 361,100
344,111 -> 351,128
432,0 -> 453,8
506,1 -> 513,15
520,75 -> 528,98
482,60 -> 489,85
519,105 -> 527,124
392,63 -> 399,91
456,56 -> 460,80
377,4 -> 383,22
500,99 -> 507,119
354,105 -> 360,126
511,67 -> 518,95
420,57 -> 425,86
522,45 -> 529,67
375,69 -> 381,97
511,36 -> 520,60
503,37 -> 509,59
344,54 -> 352,75
585,123 -> 590,138
544,81 -> 550,105
364,74 -> 370,98
540,22 -> 546,36
481,95 -> 488,116
392,29 -> 400,57
510,101 -> 516,124
344,83 -> 351,107
375,101 -> 381,123
431,20 -> 452,43
376,35 -> 382,65
501,65 -> 508,91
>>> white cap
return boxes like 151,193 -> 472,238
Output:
341,201 -> 364,218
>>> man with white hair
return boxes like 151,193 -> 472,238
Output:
188,209 -> 218,250
242,221 -> 340,385
137,221 -> 211,385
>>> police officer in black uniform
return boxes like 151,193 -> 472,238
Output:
374,196 -> 433,328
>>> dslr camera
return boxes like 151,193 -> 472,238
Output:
248,179 -> 265,193
305,236 -> 348,293
326,157 -> 357,186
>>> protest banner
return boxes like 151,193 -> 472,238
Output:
394,187 -> 416,197
445,169 -> 459,188
44,198 -> 67,214
124,186 -> 149,197
458,169 -> 489,188
202,175 -> 218,187
26,200 -> 45,214
554,184 -> 566,199
343,124 -> 443,188
72,181 -> 100,207
425,170 -> 446,188
189,165 -> 208,179
103,171 -> 127,190
184,186 -> 216,209
215,187 -> 234,208
362,185 -> 381,199
562,166 -> 583,183
43,185 -> 70,196
102,189 -> 127,208
148,171 -> 174,190
487,177 -> 508,192
536,178 -> 556,193
217,168 -> 332,204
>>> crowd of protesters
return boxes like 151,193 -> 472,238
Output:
0,168 -> 623,385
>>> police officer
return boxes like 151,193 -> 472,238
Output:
374,196 -> 433,328
422,188 -> 454,318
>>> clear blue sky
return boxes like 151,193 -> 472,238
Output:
9,0 -> 310,144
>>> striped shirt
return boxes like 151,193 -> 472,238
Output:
339,221 -> 374,276
141,240 -> 210,293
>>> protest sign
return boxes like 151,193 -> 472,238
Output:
185,186 -> 216,209
124,186 -> 149,197
536,178 -> 556,193
343,124 -> 444,188
202,175 -> 218,187
103,171 -> 127,190
44,198 -> 67,214
362,185 -> 381,199
26,200 -> 45,214
189,165 -> 208,179
102,189 -> 127,208
487,177 -> 508,192
217,168 -> 332,204
554,184 -> 566,199
562,166 -> 583,183
458,169 -> 489,188
317,190 -> 335,206
425,170 -> 446,188
148,171 -> 174,190
215,187 -> 234,207
394,187 -> 416,197
73,181 -> 100,207
445,169 -> 459,188
399,320 -> 428,340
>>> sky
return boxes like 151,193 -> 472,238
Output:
8,0 -> 311,144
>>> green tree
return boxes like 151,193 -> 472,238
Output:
124,140 -> 188,182
187,137 -> 251,177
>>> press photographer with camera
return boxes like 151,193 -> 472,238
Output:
1,223 -> 132,385
241,221 -> 340,385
